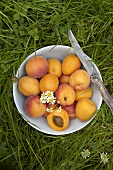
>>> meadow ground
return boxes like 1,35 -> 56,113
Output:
0,0 -> 113,169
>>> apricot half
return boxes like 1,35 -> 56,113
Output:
47,109 -> 69,131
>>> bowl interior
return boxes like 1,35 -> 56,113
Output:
13,45 -> 102,135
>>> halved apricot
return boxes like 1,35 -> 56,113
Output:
47,109 -> 69,131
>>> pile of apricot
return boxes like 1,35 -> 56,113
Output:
18,54 -> 96,131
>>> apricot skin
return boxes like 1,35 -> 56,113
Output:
76,98 -> 96,121
39,73 -> 59,92
62,102 -> 77,119
25,56 -> 48,78
48,58 -> 62,77
18,76 -> 40,97
47,109 -> 69,131
62,54 -> 81,75
55,84 -> 75,106
25,96 -> 46,118
69,69 -> 90,90
75,86 -> 93,101
59,74 -> 70,84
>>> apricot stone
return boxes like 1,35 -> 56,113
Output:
47,109 -> 69,131
55,84 -> 75,106
25,56 -> 48,78
18,76 -> 40,97
25,96 -> 46,118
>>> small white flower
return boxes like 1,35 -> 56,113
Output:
47,97 -> 56,104
40,91 -> 56,105
57,106 -> 62,112
46,107 -> 54,113
45,91 -> 54,98
41,92 -> 46,98
40,92 -> 47,103
81,149 -> 90,159
40,96 -> 47,103
100,152 -> 109,164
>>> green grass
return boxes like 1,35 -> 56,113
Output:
0,0 -> 113,169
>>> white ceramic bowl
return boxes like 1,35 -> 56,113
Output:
13,45 -> 102,135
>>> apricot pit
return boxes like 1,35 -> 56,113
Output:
53,116 -> 63,127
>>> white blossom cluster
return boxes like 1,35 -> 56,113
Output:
40,90 -> 62,113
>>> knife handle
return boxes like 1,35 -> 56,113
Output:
91,75 -> 113,115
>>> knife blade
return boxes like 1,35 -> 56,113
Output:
68,29 -> 113,114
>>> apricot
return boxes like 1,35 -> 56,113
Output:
43,111 -> 50,117
62,102 -> 77,119
76,98 -> 96,121
18,76 -> 40,97
48,58 -> 62,78
69,69 -> 90,90
62,54 -> 81,75
55,84 -> 75,106
59,74 -> 70,84
25,56 -> 48,78
47,109 -> 69,131
25,96 -> 46,118
75,86 -> 93,101
39,73 -> 59,92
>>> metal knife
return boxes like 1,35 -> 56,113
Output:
68,29 -> 113,114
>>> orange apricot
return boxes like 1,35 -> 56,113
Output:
25,96 -> 46,118
48,58 -> 62,77
69,69 -> 90,90
18,76 -> 40,97
62,54 -> 81,75
75,86 -> 93,101
62,102 -> 77,119
25,56 -> 48,78
47,109 -> 69,131
59,74 -> 70,84
39,73 -> 59,92
55,84 -> 75,106
76,98 -> 96,121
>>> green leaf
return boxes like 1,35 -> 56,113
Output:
34,35 -> 39,40
28,30 -> 34,36
19,30 -> 25,36
14,13 -> 20,20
